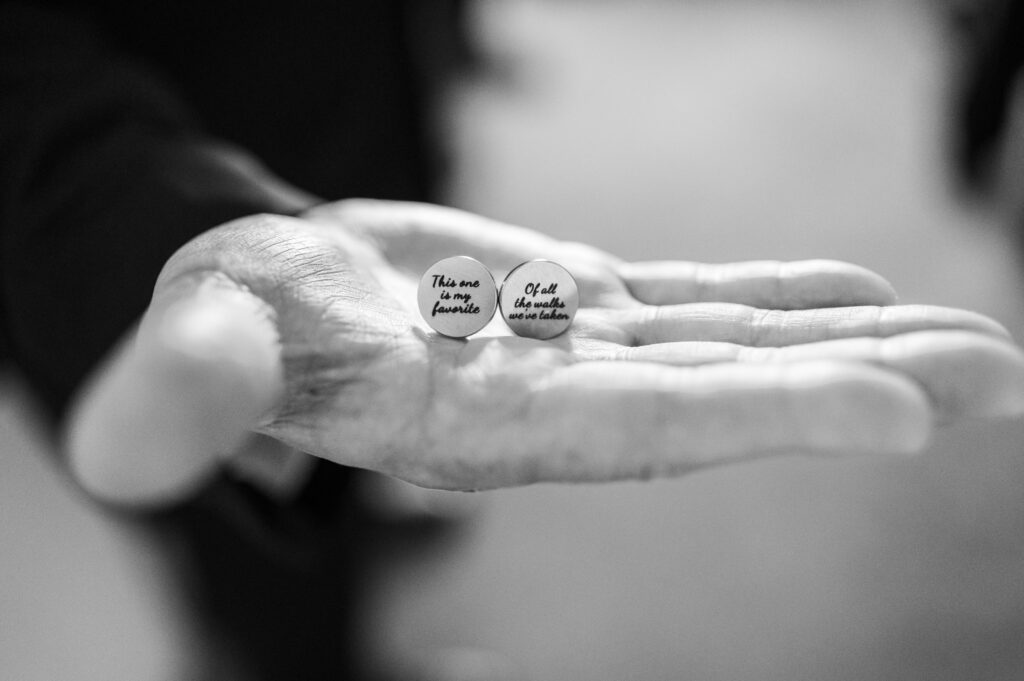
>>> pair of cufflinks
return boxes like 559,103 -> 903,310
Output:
417,256 -> 579,339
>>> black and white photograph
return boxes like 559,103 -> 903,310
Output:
3,1 -> 1024,679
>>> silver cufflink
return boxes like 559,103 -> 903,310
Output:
498,260 -> 579,340
417,256 -> 498,338
418,257 -> 579,340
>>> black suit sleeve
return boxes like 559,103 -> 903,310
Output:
0,3 -> 317,420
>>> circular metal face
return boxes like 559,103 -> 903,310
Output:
418,256 -> 497,338
499,260 -> 579,339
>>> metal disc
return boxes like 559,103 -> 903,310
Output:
498,260 -> 579,339
417,256 -> 497,338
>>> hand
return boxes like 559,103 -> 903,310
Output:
66,200 -> 1024,505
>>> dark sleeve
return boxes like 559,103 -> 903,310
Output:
0,2 -> 318,420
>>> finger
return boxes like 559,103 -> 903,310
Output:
618,259 -> 897,308
756,331 -> 1024,420
505,360 -> 932,486
610,303 -> 1011,347
65,272 -> 283,506
606,331 -> 1024,419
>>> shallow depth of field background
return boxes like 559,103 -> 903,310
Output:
4,1 -> 1024,679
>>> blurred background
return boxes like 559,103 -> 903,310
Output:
4,0 -> 1024,679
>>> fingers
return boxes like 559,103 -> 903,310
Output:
618,259 -> 898,308
606,303 -> 1010,347
506,360 -> 931,486
305,201 -> 901,312
65,272 -> 283,506
757,331 -> 1024,419
605,331 -> 1024,420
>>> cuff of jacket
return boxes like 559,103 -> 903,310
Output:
1,133 -> 320,421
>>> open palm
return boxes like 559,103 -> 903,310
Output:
68,200 -> 1024,502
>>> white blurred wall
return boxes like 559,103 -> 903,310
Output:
0,379 -> 192,681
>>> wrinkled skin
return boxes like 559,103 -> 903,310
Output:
67,200 -> 1024,503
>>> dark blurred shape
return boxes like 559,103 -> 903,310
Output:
0,0 -> 472,419
1,2 -> 473,679
949,0 -> 1024,189
85,0 -> 472,202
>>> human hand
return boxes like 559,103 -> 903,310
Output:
67,200 -> 1024,505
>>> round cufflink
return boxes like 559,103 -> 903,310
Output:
418,256 -> 498,338
498,260 -> 579,339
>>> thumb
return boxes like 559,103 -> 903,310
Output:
66,272 -> 283,507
